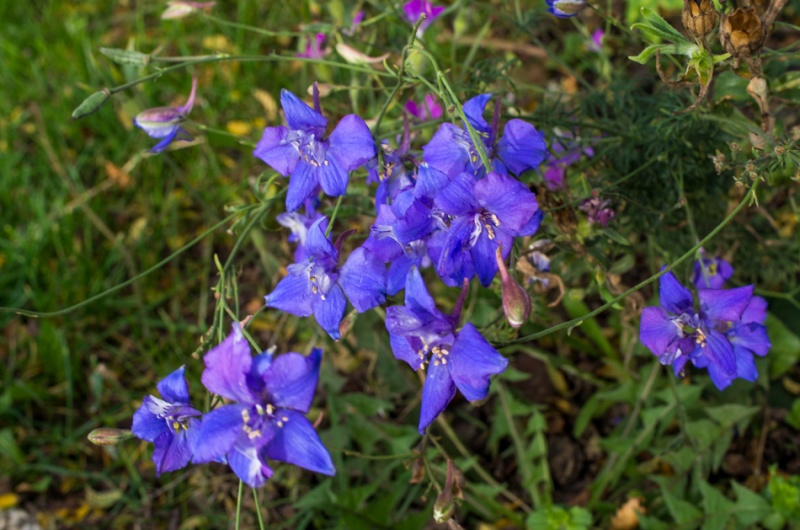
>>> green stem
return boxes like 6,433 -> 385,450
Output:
253,488 -> 266,530
235,480 -> 243,530
497,382 -> 541,508
497,181 -> 759,349
0,209 -> 248,317
326,195 -> 344,237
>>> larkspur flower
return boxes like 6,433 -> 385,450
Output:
192,325 -> 335,487
542,129 -> 595,191
253,88 -> 376,212
405,94 -> 443,121
430,171 -> 543,287
546,0 -> 587,18
639,270 -> 769,390
692,252 -> 734,289
265,217 -> 387,340
297,33 -> 326,59
423,93 -> 547,179
133,77 -> 198,153
386,268 -> 508,433
403,0 -> 445,36
132,366 -> 201,476
276,198 -> 323,261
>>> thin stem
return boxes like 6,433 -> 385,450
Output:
497,181 -> 759,348
235,480 -> 243,530
326,196 -> 345,237
253,488 -> 266,530
0,209 -> 248,317
497,382 -> 541,508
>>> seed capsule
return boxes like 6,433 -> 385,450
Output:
681,0 -> 719,41
719,7 -> 764,59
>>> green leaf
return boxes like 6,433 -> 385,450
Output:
705,404 -> 759,428
699,480 -> 734,530
685,419 -> 721,452
766,314 -> 800,378
661,484 -> 702,527
731,481 -> 771,527
631,7 -> 692,44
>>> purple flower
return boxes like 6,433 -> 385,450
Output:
265,217 -> 387,340
431,171 -> 543,287
403,0 -> 445,36
276,198 -> 324,261
546,0 -> 587,18
405,94 -> 443,121
579,195 -> 615,227
542,129 -> 595,191
423,94 -> 547,179
589,29 -> 605,52
692,252 -> 734,290
639,270 -> 769,390
297,33 -> 326,59
253,89 -> 376,212
343,11 -> 365,36
133,77 -> 198,153
132,366 -> 202,476
191,325 -> 335,487
386,268 -> 508,433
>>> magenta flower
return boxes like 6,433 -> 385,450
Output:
405,94 -> 443,121
297,33 -> 326,59
133,77 -> 198,153
589,29 -> 605,52
403,0 -> 445,36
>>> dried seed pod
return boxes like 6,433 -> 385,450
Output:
719,6 -> 764,58
681,0 -> 719,41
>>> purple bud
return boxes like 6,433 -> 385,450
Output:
496,247 -> 531,328
133,77 -> 198,153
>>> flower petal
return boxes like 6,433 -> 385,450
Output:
418,360 -> 457,434
286,161 -> 321,212
192,404 -> 247,463
280,89 -> 327,135
474,171 -> 538,233
132,399 -> 168,443
462,93 -> 492,135
659,271 -> 693,315
741,295 -> 768,325
339,247 -> 387,312
729,322 -> 770,356
264,267 -> 314,317
434,173 -> 478,217
734,346 -> 758,381
327,114 -> 376,171
699,285 -> 753,323
414,162 -> 450,200
701,328 -> 736,379
264,410 -> 335,475
254,126 -> 299,177
152,429 -> 193,476
157,366 -> 190,404
423,123 -> 470,178
228,439 -> 274,488
496,119 -> 548,175
313,283 -> 346,340
389,330 -> 423,369
639,307 -> 682,358
448,322 -> 508,401
201,325 -> 256,403
264,349 -> 322,413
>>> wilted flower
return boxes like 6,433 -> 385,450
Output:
161,1 -> 215,20
546,0 -> 587,18
639,270 -> 769,390
192,325 -> 335,487
133,77 -> 198,153
386,268 -> 508,433
719,6 -> 764,59
297,33 -> 326,59
681,0 -> 719,41
132,366 -> 202,476
265,217 -> 387,340
253,89 -> 375,211
579,195 -> 615,226
403,0 -> 445,36
405,94 -> 443,121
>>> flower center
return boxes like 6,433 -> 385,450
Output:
416,343 -> 452,370
240,403 -> 290,440
286,130 -> 329,168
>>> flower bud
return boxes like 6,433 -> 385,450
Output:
88,428 -> 134,446
99,47 -> 150,65
681,0 -> 719,41
335,43 -> 390,65
161,1 -> 216,20
71,88 -> 111,120
495,247 -> 531,329
719,7 -> 764,59
546,0 -> 587,18
433,460 -> 465,524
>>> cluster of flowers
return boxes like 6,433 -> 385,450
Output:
640,254 -> 771,390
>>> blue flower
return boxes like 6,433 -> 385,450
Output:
132,366 -> 202,476
191,325 -> 335,488
133,78 -> 198,153
276,198 -> 323,262
254,89 -> 376,211
430,171 -> 543,287
639,270 -> 770,390
386,268 -> 508,433
265,217 -> 387,340
422,94 -> 547,179
692,252 -> 734,289
546,0 -> 587,18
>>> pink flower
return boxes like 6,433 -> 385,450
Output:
404,94 -> 443,121
403,0 -> 445,36
297,33 -> 326,59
